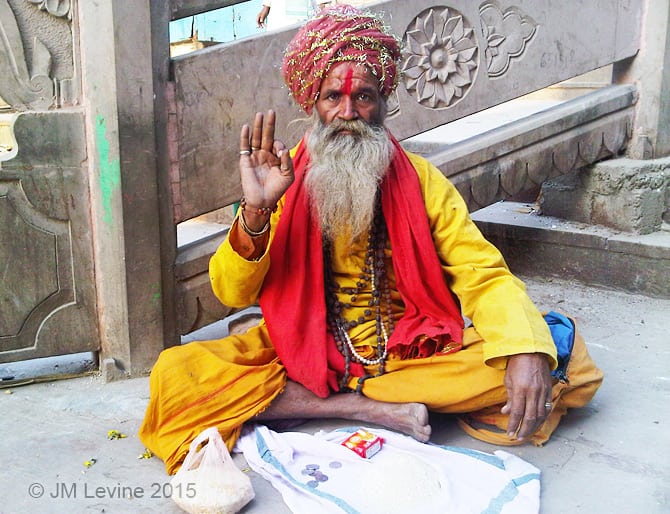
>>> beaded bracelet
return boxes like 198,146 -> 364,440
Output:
239,211 -> 270,237
240,197 -> 277,216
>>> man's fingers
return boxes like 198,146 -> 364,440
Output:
261,110 -> 276,151
240,124 -> 251,155
249,110 -> 277,154
501,400 -> 524,439
242,111 -> 288,176
278,149 -> 294,176
503,390 -> 535,439
504,395 -> 552,440
503,353 -> 553,441
505,402 -> 523,438
251,112 -> 264,151
517,397 -> 543,440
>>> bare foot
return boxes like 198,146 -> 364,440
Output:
252,380 -> 432,442
371,402 -> 431,442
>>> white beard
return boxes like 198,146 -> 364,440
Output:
305,114 -> 394,243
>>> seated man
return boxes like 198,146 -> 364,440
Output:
140,5 -> 603,475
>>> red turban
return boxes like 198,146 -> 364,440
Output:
281,4 -> 402,114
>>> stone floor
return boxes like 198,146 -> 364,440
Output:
1,274 -> 669,513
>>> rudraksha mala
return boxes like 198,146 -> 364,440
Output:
323,194 -> 395,392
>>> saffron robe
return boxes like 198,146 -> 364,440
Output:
260,137 -> 465,398
139,148 -> 602,475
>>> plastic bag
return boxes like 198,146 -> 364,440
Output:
170,427 -> 255,514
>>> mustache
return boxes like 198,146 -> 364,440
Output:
322,118 -> 378,138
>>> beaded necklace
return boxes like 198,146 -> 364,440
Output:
323,194 -> 395,392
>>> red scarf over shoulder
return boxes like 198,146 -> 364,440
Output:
259,136 -> 463,398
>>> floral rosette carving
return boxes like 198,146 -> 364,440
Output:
402,7 -> 478,109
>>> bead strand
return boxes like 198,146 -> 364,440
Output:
239,211 -> 270,237
323,192 -> 394,391
240,197 -> 278,216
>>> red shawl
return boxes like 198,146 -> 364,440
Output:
259,136 -> 464,398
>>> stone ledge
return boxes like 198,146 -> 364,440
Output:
472,201 -> 670,299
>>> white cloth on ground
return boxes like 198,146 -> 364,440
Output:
235,425 -> 541,514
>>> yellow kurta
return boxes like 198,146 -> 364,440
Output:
210,150 -> 558,368
140,149 -> 602,475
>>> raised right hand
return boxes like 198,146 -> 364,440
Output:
238,110 -> 294,229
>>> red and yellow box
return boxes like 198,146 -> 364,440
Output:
341,429 -> 384,459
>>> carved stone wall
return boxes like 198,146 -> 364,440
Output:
0,0 -> 98,364
0,0 -> 76,110
400,3 -> 537,110
0,111 -> 99,363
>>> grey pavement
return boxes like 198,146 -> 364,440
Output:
1,274 -> 668,514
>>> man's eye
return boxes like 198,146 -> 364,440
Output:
327,92 -> 340,101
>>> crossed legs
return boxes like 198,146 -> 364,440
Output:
253,380 -> 432,442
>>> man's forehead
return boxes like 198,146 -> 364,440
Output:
322,62 -> 379,90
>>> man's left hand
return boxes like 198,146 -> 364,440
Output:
501,353 -> 553,441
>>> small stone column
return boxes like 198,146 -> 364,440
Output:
540,158 -> 669,234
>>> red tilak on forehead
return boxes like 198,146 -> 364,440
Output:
342,66 -> 354,95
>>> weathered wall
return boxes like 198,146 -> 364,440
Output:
614,0 -> 670,159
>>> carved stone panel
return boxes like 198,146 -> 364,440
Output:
0,180 -> 72,349
0,111 -> 99,363
402,6 -> 479,109
479,1 -> 537,78
0,0 -> 75,110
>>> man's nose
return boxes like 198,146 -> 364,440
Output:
339,96 -> 358,120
